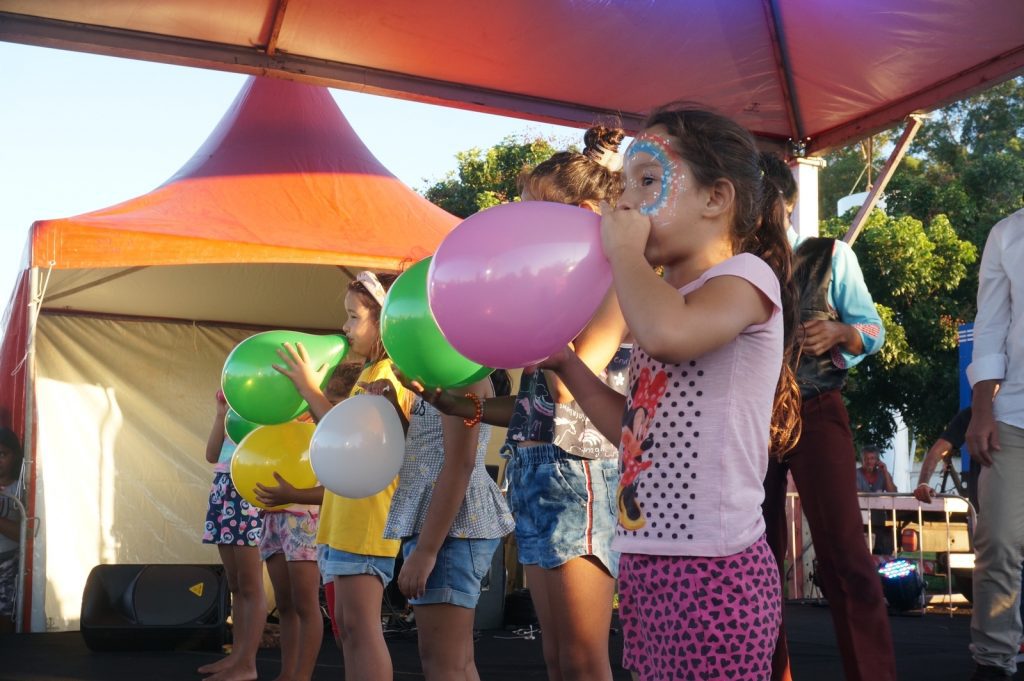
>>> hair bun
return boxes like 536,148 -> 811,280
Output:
583,125 -> 626,171
584,125 -> 625,155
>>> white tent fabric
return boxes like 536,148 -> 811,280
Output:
32,314 -> 251,630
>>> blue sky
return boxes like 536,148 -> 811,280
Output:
0,42 -> 584,304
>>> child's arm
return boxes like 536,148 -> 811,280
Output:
913,437 -> 954,501
205,391 -> 230,464
273,342 -> 335,422
600,207 -> 773,364
393,370 -> 516,427
542,349 -> 626,445
546,286 -> 627,404
255,474 -> 326,507
397,378 -> 493,600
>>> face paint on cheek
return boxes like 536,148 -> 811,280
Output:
626,133 -> 686,218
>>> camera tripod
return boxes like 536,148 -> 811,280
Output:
937,449 -> 968,497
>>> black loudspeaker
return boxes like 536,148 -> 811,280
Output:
474,541 -> 506,630
81,564 -> 229,651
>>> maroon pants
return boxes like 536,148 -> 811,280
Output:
762,390 -> 896,681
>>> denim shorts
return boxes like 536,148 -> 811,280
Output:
505,444 -> 620,577
402,535 -> 501,609
317,545 -> 396,588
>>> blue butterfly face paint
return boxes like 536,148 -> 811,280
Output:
625,133 -> 686,218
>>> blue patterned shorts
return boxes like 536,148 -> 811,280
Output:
202,472 -> 264,546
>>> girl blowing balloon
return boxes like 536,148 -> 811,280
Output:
274,272 -> 413,681
423,125 -> 629,681
539,106 -> 801,680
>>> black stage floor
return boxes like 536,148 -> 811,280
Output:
1,604 -> 1019,680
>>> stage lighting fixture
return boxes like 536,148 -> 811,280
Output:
877,558 -> 925,611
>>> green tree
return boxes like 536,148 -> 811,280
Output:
819,212 -> 977,447
423,135 -> 567,217
816,77 -> 1022,451
886,77 -> 1024,249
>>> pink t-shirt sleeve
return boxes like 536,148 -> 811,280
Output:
701,253 -> 782,330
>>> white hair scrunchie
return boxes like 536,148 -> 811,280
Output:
355,271 -> 387,307
592,145 -> 624,172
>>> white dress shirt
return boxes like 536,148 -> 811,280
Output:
967,208 -> 1024,429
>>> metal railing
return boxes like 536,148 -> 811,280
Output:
784,491 -> 976,613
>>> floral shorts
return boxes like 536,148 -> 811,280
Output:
202,472 -> 263,547
260,509 -> 319,562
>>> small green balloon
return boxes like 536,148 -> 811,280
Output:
225,408 -> 260,445
381,258 -> 493,390
221,331 -> 349,425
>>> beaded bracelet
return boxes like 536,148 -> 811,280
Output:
463,393 -> 483,428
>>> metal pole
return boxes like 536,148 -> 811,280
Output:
10,496 -> 28,633
17,263 -> 43,633
843,114 -> 925,246
789,493 -> 799,599
945,500 -> 953,614
890,499 -> 898,559
916,503 -> 927,614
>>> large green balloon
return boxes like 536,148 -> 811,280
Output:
225,408 -> 260,445
221,331 -> 348,425
381,258 -> 493,390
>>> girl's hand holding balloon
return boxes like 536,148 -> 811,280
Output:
524,345 -> 575,377
397,548 -> 436,600
358,379 -> 410,432
600,201 -> 651,262
392,368 -> 458,415
255,472 -> 300,508
273,342 -> 327,397
358,378 -> 397,401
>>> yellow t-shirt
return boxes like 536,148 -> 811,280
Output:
316,358 -> 415,557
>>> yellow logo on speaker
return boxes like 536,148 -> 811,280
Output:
189,582 -> 204,598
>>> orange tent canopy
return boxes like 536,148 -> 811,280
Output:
0,77 -> 462,634
29,75 -> 458,272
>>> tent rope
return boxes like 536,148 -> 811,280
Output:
10,261 -> 55,376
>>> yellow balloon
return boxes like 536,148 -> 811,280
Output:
230,422 -> 318,510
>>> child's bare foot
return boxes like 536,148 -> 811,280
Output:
197,655 -> 234,675
204,664 -> 258,681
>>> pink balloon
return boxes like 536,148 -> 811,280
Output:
428,201 -> 612,368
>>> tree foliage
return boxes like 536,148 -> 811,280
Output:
885,77 -> 1024,249
820,212 -> 976,446
422,135 -> 567,218
818,77 -> 1022,449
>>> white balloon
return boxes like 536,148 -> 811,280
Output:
310,394 -> 405,499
